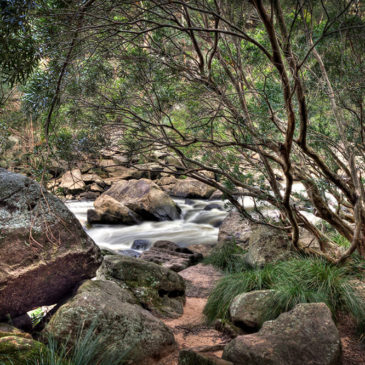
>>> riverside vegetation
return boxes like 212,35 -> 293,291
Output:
0,1 -> 365,364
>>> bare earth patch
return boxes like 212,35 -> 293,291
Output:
338,313 -> 365,365
156,297 -> 228,365
153,263 -> 226,364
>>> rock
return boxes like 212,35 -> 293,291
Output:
87,194 -> 140,224
106,165 -> 144,179
179,264 -> 224,298
78,191 -> 100,200
100,247 -> 118,256
0,336 -> 45,365
47,178 -> 59,190
44,280 -> 175,364
140,241 -> 202,272
218,211 -> 252,250
11,314 -> 33,332
246,225 -> 292,267
98,178 -> 181,221
0,169 -> 102,320
229,290 -> 277,330
184,198 -> 195,205
167,178 -> 216,199
0,323 -> 31,339
81,173 -> 105,185
298,227 -> 343,259
89,183 -> 104,192
132,239 -> 151,250
112,154 -> 130,166
99,159 -> 115,169
209,190 -> 224,200
214,320 -> 244,338
153,240 -> 193,254
0,323 -> 46,365
223,303 -> 341,365
204,203 -> 223,211
138,163 -> 164,180
117,249 -> 141,258
59,169 -> 85,193
188,243 -> 217,258
158,175 -> 178,186
350,279 -> 365,303
179,349 -> 233,365
97,255 -> 186,318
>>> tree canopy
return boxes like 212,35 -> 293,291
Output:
2,0 -> 365,262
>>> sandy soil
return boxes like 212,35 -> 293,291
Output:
338,313 -> 365,365
156,297 -> 228,365
154,263 -> 227,365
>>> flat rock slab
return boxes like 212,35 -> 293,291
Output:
179,264 -> 224,298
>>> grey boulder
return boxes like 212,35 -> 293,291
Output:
44,280 -> 175,364
97,255 -> 186,318
223,303 -> 341,365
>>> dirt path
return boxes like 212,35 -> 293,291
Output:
156,264 -> 227,365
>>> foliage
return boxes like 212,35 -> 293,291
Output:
203,264 -> 275,323
1,1 -> 365,259
204,255 -> 365,335
203,241 -> 249,273
0,0 -> 39,85
28,321 -> 130,365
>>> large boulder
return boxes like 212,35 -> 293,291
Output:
163,178 -> 216,199
59,168 -> 85,193
95,178 -> 181,221
140,240 -> 203,272
97,255 -> 186,318
218,211 -> 252,249
229,290 -> 277,330
87,194 -> 140,224
223,303 -> 341,365
0,169 -> 102,320
44,280 -> 175,364
0,323 -> 46,365
245,225 -> 292,267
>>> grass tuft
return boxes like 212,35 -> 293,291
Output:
27,321 -> 130,365
204,254 -> 365,336
203,241 -> 249,273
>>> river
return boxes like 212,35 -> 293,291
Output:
66,198 -> 229,251
67,184 -> 320,252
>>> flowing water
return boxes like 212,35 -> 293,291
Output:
67,183 -> 321,252
66,198 -> 229,251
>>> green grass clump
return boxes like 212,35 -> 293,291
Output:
27,321 -> 130,365
204,255 -> 365,335
331,232 -> 351,248
203,265 -> 275,323
203,241 -> 249,273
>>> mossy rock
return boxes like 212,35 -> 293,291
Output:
0,335 -> 46,365
97,255 -> 186,318
0,323 -> 32,340
44,279 -> 176,364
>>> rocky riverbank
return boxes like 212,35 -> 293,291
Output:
0,168 -> 364,365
